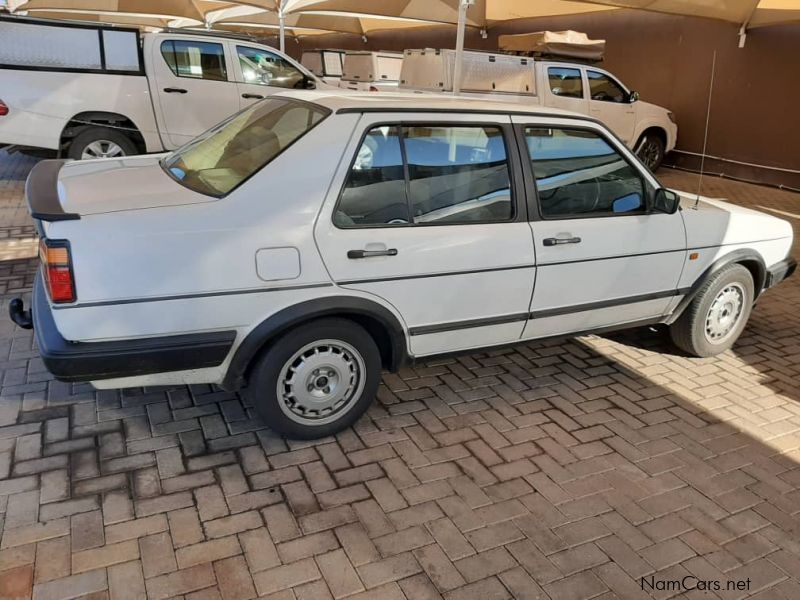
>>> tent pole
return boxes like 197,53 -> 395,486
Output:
452,0 -> 472,95
279,5 -> 286,53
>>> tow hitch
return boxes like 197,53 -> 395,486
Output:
9,298 -> 33,329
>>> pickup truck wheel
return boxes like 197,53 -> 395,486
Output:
67,127 -> 137,160
244,318 -> 381,439
636,133 -> 665,171
669,264 -> 754,357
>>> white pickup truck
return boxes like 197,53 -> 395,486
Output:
401,47 -> 678,171
0,16 -> 325,159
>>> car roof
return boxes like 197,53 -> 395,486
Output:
276,90 -> 588,120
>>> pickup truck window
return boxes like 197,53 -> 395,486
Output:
161,40 -> 227,81
526,127 -> 645,218
162,98 -> 328,197
548,67 -> 583,99
587,71 -> 627,103
237,46 -> 306,89
335,124 -> 513,227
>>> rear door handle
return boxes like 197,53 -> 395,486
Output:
242,93 -> 264,99
163,87 -> 187,94
543,237 -> 581,246
347,248 -> 398,259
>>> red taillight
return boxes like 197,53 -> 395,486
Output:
0,100 -> 8,116
39,239 -> 75,303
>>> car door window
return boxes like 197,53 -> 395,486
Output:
526,127 -> 646,218
160,40 -> 227,81
587,71 -> 627,103
237,46 -> 305,88
336,124 -> 513,227
548,67 -> 583,99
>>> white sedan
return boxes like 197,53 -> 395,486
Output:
10,91 -> 796,439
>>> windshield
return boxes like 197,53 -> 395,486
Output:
162,98 -> 329,197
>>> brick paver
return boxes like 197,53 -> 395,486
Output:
0,148 -> 799,599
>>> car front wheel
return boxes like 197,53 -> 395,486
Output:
636,133 -> 665,172
244,318 -> 381,439
669,264 -> 754,357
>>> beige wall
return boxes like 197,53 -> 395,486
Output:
280,10 -> 800,189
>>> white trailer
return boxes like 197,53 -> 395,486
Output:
338,51 -> 403,92
0,16 -> 327,159
300,49 -> 345,84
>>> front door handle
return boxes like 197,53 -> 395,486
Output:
163,87 -> 187,94
242,93 -> 264,99
347,248 -> 398,259
543,237 -> 581,246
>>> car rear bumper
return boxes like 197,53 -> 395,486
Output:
18,272 -> 237,383
765,257 -> 797,289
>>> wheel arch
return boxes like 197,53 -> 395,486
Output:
635,125 -> 667,149
222,296 -> 408,391
666,249 -> 766,325
60,111 -> 147,154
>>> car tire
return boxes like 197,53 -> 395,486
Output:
67,127 -> 138,160
669,264 -> 754,357
243,318 -> 381,439
636,132 -> 665,172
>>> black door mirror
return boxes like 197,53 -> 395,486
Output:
653,188 -> 680,214
303,75 -> 316,89
628,90 -> 640,103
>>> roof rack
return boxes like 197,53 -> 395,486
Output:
160,27 -> 262,42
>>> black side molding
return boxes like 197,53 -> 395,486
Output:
26,159 -> 80,222
765,257 -> 796,288
32,274 -> 235,382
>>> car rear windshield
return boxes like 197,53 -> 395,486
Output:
162,98 -> 330,197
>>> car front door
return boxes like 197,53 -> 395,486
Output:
315,114 -> 537,357
542,65 -> 589,115
512,117 -> 687,339
151,37 -> 240,149
586,69 -> 636,145
231,43 -> 311,109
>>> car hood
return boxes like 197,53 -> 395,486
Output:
675,189 -> 793,247
57,154 -> 215,216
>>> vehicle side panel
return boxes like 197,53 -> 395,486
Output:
0,69 -> 162,151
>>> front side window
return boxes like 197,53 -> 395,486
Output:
237,46 -> 306,88
161,40 -> 227,81
548,67 -> 583,99
526,127 -> 646,218
336,124 -> 513,227
587,70 -> 627,103
163,98 -> 328,197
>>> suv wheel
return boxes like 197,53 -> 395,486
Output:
636,133 -> 665,171
244,318 -> 381,439
669,264 -> 754,357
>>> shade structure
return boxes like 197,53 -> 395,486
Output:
11,9 -> 193,28
286,0 -> 800,91
7,0 -> 234,23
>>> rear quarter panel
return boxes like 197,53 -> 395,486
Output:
0,69 -> 162,151
46,112 -> 361,343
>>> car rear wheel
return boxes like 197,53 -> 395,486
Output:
68,127 -> 137,160
669,264 -> 754,357
636,132 -> 665,172
244,318 -> 381,439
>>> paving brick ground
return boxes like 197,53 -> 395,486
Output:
0,148 -> 799,600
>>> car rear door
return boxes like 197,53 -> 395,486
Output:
151,36 -> 240,149
315,112 -> 537,357
512,115 -> 687,339
541,64 -> 589,115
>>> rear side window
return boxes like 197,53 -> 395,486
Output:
548,67 -> 583,99
163,98 -> 329,197
336,124 -> 513,227
525,127 -> 645,218
161,40 -> 227,81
